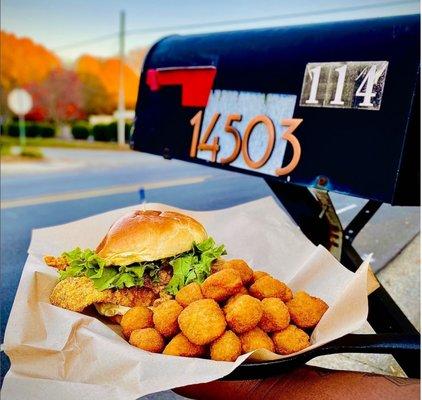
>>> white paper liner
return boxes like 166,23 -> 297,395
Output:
3,197 -> 369,399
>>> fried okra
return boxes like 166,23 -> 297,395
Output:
178,299 -> 226,345
210,330 -> 242,362
272,325 -> 310,355
252,270 -> 269,282
258,298 -> 290,332
249,275 -> 293,302
239,327 -> 275,353
223,288 -> 249,313
286,291 -> 328,329
153,300 -> 183,337
225,295 -> 263,334
175,282 -> 203,307
120,305 -> 154,338
129,328 -> 165,353
213,259 -> 254,285
201,269 -> 243,302
163,333 -> 206,357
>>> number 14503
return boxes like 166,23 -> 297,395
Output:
190,111 -> 303,176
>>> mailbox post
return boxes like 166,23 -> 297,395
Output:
133,15 -> 420,377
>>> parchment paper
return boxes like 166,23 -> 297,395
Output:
2,197 -> 369,399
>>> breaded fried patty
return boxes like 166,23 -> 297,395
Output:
50,277 -> 112,312
50,277 -> 157,312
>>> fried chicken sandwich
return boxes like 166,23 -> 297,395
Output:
45,210 -> 225,317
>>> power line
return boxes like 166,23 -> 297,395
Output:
53,33 -> 117,51
126,0 -> 418,36
52,0 -> 418,52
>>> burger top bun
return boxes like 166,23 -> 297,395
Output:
96,210 -> 207,266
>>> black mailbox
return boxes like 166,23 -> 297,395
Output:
133,14 -> 420,206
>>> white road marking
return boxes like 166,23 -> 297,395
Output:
337,204 -> 357,215
1,176 -> 209,209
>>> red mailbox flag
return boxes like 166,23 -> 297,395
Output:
146,66 -> 217,107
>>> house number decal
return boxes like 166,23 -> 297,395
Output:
300,61 -> 388,110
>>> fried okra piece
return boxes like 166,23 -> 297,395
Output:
286,291 -> 329,329
120,305 -> 154,338
153,300 -> 183,337
175,282 -> 204,307
129,328 -> 165,353
258,298 -> 290,332
223,288 -> 248,313
212,259 -> 254,286
163,333 -> 206,357
210,330 -> 242,362
239,327 -> 275,353
225,295 -> 263,334
252,270 -> 269,282
178,299 -> 226,345
272,325 -> 310,355
249,276 -> 293,302
201,269 -> 243,302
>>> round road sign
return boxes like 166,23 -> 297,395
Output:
7,88 -> 33,115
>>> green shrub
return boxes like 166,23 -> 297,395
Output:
72,122 -> 91,140
92,122 -> 132,142
5,122 -> 55,138
92,124 -> 110,142
39,123 -> 55,138
20,146 -> 44,159
6,122 -> 20,137
108,121 -> 118,142
126,123 -> 133,142
26,123 -> 40,138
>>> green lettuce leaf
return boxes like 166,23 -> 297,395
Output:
56,237 -> 225,294
57,248 -> 150,290
165,237 -> 226,295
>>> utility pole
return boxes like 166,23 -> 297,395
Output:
117,10 -> 126,146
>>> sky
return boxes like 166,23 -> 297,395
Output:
2,0 -> 419,62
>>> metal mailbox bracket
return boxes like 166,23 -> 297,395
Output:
265,179 -> 420,377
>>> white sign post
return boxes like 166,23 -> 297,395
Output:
7,88 -> 33,148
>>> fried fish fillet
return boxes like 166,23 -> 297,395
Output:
50,276 -> 158,312
50,277 -> 113,312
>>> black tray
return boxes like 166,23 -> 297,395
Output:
224,333 -> 420,380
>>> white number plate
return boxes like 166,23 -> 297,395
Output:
190,90 -> 300,177
300,61 -> 388,110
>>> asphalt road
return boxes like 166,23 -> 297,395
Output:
1,147 -> 419,391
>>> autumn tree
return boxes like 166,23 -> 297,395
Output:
1,31 -> 61,118
75,54 -> 139,110
26,69 -> 84,124
78,72 -> 114,115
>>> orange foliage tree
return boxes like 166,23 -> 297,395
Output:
75,55 -> 139,110
1,31 -> 61,91
1,30 -> 142,122
1,31 -> 61,119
